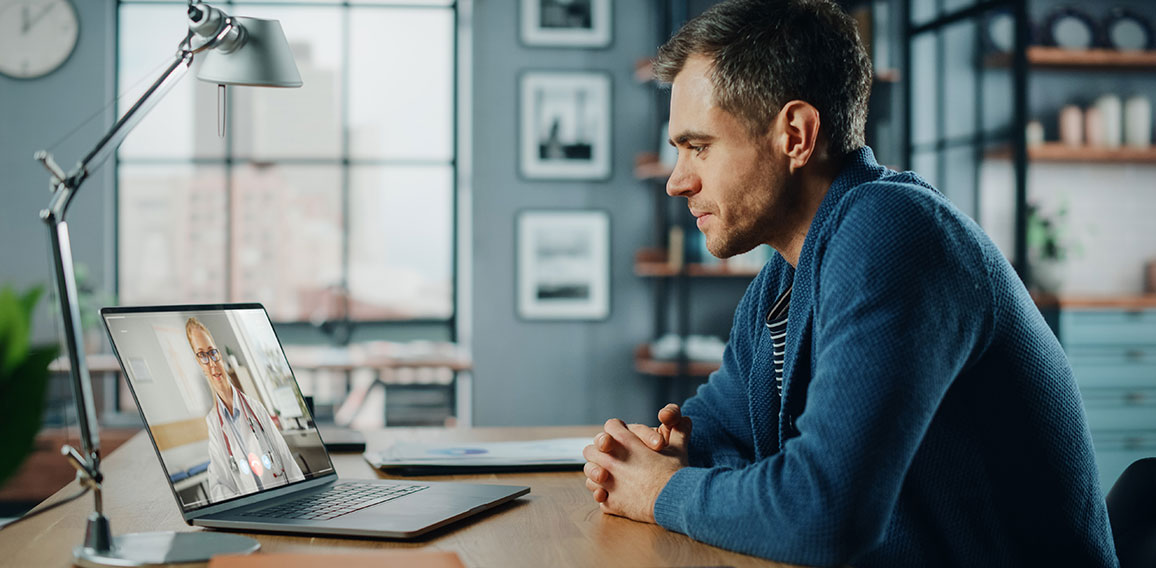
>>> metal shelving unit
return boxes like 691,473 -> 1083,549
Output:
903,0 -> 1030,281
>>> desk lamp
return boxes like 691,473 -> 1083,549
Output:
36,3 -> 301,566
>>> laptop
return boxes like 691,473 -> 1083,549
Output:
102,303 -> 528,539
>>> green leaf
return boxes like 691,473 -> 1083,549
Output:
0,287 -> 33,376
0,344 -> 58,486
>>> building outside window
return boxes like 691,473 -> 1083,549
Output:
116,0 -> 457,326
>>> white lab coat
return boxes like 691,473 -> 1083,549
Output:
204,386 -> 305,502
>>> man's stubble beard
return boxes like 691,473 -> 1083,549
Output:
705,152 -> 794,260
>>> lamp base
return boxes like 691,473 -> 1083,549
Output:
74,531 -> 260,567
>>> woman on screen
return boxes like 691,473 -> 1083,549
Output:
186,317 -> 304,502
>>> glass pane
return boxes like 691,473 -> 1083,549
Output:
978,155 -> 1015,256
981,66 -> 1012,137
910,0 -> 937,29
943,21 -> 977,140
228,5 -> 343,160
229,164 -> 343,322
349,165 -> 452,320
912,150 -> 939,189
349,7 -> 454,161
942,146 -> 977,218
945,0 -> 980,14
911,33 -> 938,147
119,164 -> 228,304
118,4 -> 226,160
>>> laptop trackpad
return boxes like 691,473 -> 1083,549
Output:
344,489 -> 495,530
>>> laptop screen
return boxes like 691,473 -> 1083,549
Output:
103,304 -> 335,513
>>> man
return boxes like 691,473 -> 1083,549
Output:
582,1 -> 1117,566
186,317 -> 304,502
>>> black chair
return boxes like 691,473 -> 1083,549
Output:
1107,458 -> 1156,568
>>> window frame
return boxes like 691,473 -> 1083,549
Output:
113,0 -> 460,340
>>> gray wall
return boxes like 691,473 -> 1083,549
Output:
0,0 -> 115,344
469,0 -> 668,425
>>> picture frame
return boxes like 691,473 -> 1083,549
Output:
519,71 -> 612,181
520,0 -> 612,48
517,210 -> 610,320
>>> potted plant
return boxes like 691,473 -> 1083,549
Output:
0,286 -> 59,487
1026,202 -> 1079,294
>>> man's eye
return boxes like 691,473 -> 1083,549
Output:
691,145 -> 707,156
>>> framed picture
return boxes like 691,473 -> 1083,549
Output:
520,71 -> 611,180
520,0 -> 612,48
517,210 -> 610,320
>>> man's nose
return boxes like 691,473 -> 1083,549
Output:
666,156 -> 700,197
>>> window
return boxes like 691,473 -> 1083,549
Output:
116,1 -> 456,324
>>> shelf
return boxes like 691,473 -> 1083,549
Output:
1033,294 -> 1156,311
986,47 -> 1156,70
987,143 -> 1156,164
635,152 -> 674,180
634,248 -> 761,278
633,344 -> 720,377
874,69 -> 901,83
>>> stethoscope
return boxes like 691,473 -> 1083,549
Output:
216,392 -> 287,481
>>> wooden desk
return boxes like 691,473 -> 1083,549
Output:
0,427 -> 782,567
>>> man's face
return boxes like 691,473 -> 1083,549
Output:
189,329 -> 229,402
666,55 -> 792,258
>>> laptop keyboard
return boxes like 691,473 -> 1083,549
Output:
243,481 -> 429,521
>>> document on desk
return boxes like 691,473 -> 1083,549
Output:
365,437 -> 590,475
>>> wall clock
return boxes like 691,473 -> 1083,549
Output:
0,0 -> 79,79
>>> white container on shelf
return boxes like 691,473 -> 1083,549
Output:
1026,120 -> 1045,147
1095,94 -> 1123,149
1059,105 -> 1084,147
1124,95 -> 1152,148
1085,107 -> 1105,147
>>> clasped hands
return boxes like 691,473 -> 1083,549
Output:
582,403 -> 692,523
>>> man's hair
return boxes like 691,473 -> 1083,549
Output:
185,317 -> 214,349
653,0 -> 872,156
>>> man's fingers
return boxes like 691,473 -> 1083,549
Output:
657,403 -> 682,427
668,416 -> 694,452
585,475 -> 610,503
603,418 -> 646,451
583,443 -> 613,467
584,461 -> 609,484
627,423 -> 666,450
595,431 -> 613,453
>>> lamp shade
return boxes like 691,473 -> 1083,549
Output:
195,17 -> 302,87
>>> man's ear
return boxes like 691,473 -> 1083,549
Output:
774,100 -> 822,174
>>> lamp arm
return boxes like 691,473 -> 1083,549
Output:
62,48 -> 195,211
48,13 -> 240,218
35,31 -> 203,525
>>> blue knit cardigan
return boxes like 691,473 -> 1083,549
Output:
652,148 -> 1118,567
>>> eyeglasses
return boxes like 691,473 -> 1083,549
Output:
195,349 -> 221,365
